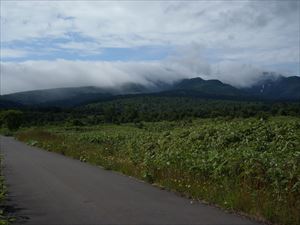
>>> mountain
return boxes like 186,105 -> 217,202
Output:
1,75 -> 299,108
172,77 -> 243,96
0,78 -> 244,107
0,97 -> 23,109
1,86 -> 112,107
244,75 -> 300,100
0,83 -> 152,107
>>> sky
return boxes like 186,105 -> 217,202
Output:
0,0 -> 299,94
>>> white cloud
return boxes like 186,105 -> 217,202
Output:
0,57 -> 281,94
1,1 -> 298,50
211,61 -> 264,88
0,48 -> 29,59
0,60 -> 173,94
56,41 -> 102,54
222,47 -> 299,65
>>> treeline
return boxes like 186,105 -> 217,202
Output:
77,96 -> 300,123
1,96 -> 297,129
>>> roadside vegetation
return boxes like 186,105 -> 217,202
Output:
0,157 -> 10,225
0,110 -> 23,136
15,116 -> 300,225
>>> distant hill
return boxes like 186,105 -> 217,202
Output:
0,97 -> 23,109
244,75 -> 300,100
1,86 -> 112,107
1,75 -> 299,108
172,77 -> 243,96
0,83 -> 154,107
172,75 -> 300,101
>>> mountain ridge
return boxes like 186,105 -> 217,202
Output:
1,75 -> 299,108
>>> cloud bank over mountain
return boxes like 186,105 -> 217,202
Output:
0,1 -> 299,94
0,57 -> 269,94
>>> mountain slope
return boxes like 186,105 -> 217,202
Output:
0,83 -> 155,107
1,78 -> 244,107
173,77 -> 243,96
1,86 -> 112,107
1,75 -> 299,108
0,97 -> 23,109
245,76 -> 300,100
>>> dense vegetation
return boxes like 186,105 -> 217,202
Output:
16,116 -> 300,225
80,96 -> 300,123
0,110 -> 23,131
0,157 -> 10,225
5,97 -> 300,127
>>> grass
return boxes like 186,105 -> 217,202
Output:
16,116 -> 300,225
0,156 -> 10,225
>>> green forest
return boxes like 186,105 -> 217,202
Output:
2,96 -> 300,127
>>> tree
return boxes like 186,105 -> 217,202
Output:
0,110 -> 23,131
103,105 -> 117,123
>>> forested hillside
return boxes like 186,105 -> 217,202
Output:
1,76 -> 299,108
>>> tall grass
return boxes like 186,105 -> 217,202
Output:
0,156 -> 10,225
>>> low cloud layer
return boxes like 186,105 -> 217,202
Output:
1,58 -> 275,94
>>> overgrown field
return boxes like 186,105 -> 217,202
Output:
16,117 -> 300,225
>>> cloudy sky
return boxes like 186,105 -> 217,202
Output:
0,1 -> 299,94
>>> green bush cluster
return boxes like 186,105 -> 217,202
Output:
0,110 -> 23,132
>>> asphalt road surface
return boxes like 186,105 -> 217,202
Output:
0,136 -> 262,225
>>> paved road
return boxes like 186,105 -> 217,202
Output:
0,136 -> 262,225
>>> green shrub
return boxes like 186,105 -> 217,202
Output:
0,110 -> 23,131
